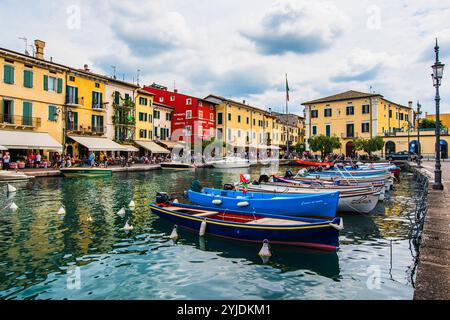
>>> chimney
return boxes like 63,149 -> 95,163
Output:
243,100 -> 246,104
408,101 -> 413,109
34,39 -> 45,60
174,89 -> 178,93
84,64 -> 90,72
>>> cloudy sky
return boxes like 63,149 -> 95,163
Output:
1,0 -> 450,115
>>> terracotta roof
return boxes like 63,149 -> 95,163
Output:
204,94 -> 271,114
301,90 -> 382,105
153,102 -> 174,110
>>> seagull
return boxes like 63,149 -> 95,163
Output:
57,207 -> 66,215
8,202 -> 18,212
170,225 -> 179,241
123,219 -> 134,231
117,207 -> 126,217
128,200 -> 135,209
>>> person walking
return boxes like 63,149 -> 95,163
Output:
89,152 -> 95,167
3,152 -> 10,171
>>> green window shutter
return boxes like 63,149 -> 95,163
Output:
99,116 -> 104,128
73,112 -> 78,129
114,91 -> 120,105
99,93 -> 103,109
48,105 -> 56,121
74,87 -> 78,104
23,70 -> 33,88
43,75 -> 49,91
22,102 -> 32,126
57,78 -> 63,93
125,93 -> 130,102
4,65 -> 14,84
92,91 -> 96,108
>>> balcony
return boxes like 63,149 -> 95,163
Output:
341,133 -> 357,139
66,123 -> 105,135
1,114 -> 41,128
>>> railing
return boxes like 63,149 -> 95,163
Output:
66,124 -> 105,135
384,128 -> 449,136
341,133 -> 357,139
0,113 -> 41,128
66,122 -> 78,131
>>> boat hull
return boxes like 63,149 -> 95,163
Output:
295,160 -> 333,167
187,188 -> 338,218
211,162 -> 251,168
60,168 -> 112,177
160,163 -> 195,170
150,203 -> 341,251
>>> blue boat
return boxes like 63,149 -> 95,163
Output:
150,201 -> 343,251
187,187 -> 339,218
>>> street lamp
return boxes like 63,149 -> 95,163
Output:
416,102 -> 422,166
431,38 -> 445,190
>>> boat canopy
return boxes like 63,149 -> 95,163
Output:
135,140 -> 170,154
68,135 -> 135,152
0,130 -> 62,151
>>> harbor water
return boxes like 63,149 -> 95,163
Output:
0,166 -> 421,300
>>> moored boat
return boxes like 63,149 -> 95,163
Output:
187,187 -> 339,218
209,156 -> 250,169
150,200 -> 343,251
60,167 -> 112,177
294,160 -> 334,167
160,162 -> 196,170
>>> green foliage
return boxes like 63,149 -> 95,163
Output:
294,142 -> 306,153
308,135 -> 341,158
420,118 -> 446,129
353,136 -> 385,156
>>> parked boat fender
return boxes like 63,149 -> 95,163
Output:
237,201 -> 250,207
170,225 -> 179,241
212,199 -> 222,205
258,239 -> 272,258
329,218 -> 344,231
199,219 -> 207,236
57,207 -> 66,215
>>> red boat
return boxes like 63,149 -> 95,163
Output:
294,160 -> 334,167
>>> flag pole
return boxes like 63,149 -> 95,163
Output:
285,73 -> 289,156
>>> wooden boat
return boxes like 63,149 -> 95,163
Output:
160,162 -> 196,170
60,167 -> 112,177
295,160 -> 334,167
150,201 -> 343,251
245,182 -> 381,214
187,188 -> 339,218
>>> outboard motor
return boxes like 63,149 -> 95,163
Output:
156,192 -> 171,205
190,180 -> 203,192
223,183 -> 235,190
258,174 -> 270,183
284,170 -> 294,179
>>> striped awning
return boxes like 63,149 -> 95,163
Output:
135,141 -> 170,154
0,130 -> 62,151
68,135 -> 134,152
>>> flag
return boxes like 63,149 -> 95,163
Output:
285,74 -> 290,102
240,174 -> 248,194
239,174 -> 248,183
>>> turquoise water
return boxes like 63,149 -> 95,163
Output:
0,167 -> 420,300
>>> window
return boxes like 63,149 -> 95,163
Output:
185,125 -> 192,133
346,106 -> 354,115
399,113 -> 404,121
69,76 -> 75,82
312,125 -> 317,136
227,128 -> 232,141
362,122 -> 370,133
186,98 -> 192,105
246,117 -> 249,124
139,112 -> 148,122
149,130 -> 153,139
237,130 -> 241,138
92,91 -> 103,109
66,86 -> 78,104
3,64 -> 14,84
325,124 -> 331,137
389,110 -> 392,118
95,83 -> 100,88
139,129 -> 147,139
253,119 -> 256,125
23,70 -> 33,88
91,115 -> 104,133
362,104 -> 370,114
114,91 -> 120,105
186,110 -> 192,119
22,102 -> 32,126
199,110 -> 203,119
210,113 -> 214,121
48,105 -> 57,121
199,101 -> 203,107
346,123 -> 354,137
405,114 -> 409,122
149,115 -> 153,123
139,97 -> 148,105
159,97 -> 164,102
44,76 -> 62,93
238,115 -> 241,123
166,113 -> 171,121
198,125 -> 203,136
311,110 -> 318,118
324,108 -> 332,117
228,113 -> 231,121
153,110 -> 160,119
170,96 -> 175,101
217,112 -> 223,125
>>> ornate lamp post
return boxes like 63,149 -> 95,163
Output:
416,102 -> 422,166
431,38 -> 445,190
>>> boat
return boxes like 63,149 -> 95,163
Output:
245,182 -> 381,214
160,162 -> 196,170
150,198 -> 343,251
209,156 -> 250,169
187,188 -> 339,218
60,167 -> 112,177
294,160 -> 334,167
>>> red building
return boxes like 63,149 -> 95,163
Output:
143,83 -> 216,144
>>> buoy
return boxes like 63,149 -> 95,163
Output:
169,225 -> 179,241
123,219 -> 134,231
128,200 -> 135,208
9,202 -> 18,212
199,219 -> 207,236
237,201 -> 249,207
7,184 -> 17,194
258,239 -> 272,258
57,207 -> 66,215
212,199 -> 222,205
117,207 -> 126,217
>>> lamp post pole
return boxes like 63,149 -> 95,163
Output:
416,102 -> 421,166
407,121 -> 411,162
432,38 -> 445,190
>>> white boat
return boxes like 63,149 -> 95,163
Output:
245,183 -> 381,214
160,161 -> 195,170
210,157 -> 250,169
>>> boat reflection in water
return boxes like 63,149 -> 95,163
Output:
152,218 -> 341,279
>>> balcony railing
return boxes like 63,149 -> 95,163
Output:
341,133 -> 357,139
1,113 -> 41,128
66,123 -> 105,135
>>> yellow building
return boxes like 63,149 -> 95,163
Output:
272,112 -> 305,151
303,90 -> 413,156
0,40 -> 65,162
204,95 -> 276,152
135,89 -> 154,141
425,112 -> 450,129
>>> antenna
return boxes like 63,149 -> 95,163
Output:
28,44 -> 35,57
111,66 -> 116,79
174,80 -> 176,91
123,73 -> 125,81
137,69 -> 140,86
18,36 -> 29,55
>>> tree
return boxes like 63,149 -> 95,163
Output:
308,135 -> 341,158
353,136 -> 385,157
420,118 -> 446,129
294,142 -> 306,153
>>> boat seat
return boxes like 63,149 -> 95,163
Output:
192,211 -> 219,217
246,218 -> 305,225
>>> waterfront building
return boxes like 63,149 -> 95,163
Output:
152,102 -> 174,149
143,84 -> 216,145
425,112 -> 450,129
0,40 -> 64,162
271,112 -> 305,151
303,90 -> 412,156
204,95 -> 276,154
135,89 -> 154,141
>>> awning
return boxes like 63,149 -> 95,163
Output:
68,135 -> 134,152
158,140 -> 185,149
0,145 -> 7,150
135,141 -> 170,154
120,144 -> 139,152
0,130 -> 62,151
257,145 -> 280,150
